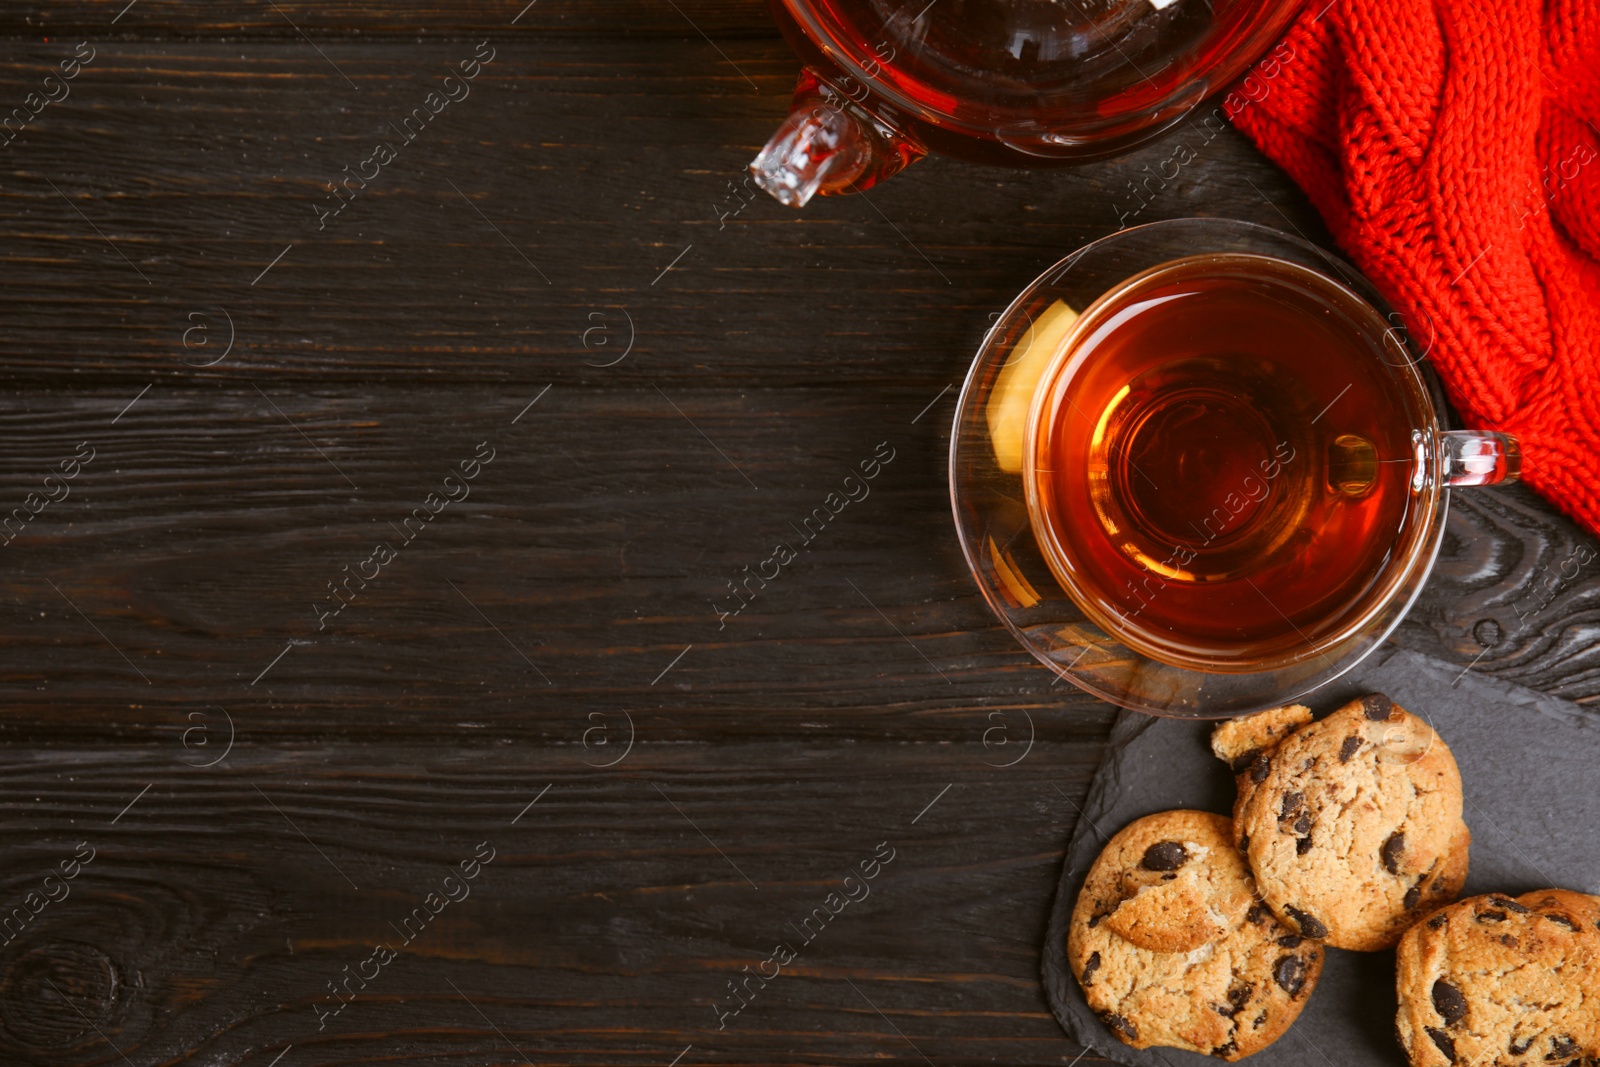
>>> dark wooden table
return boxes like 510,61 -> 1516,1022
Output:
1,3 -> 1595,1064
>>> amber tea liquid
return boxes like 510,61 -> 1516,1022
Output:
1028,254 -> 1427,669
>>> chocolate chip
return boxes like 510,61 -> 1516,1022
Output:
1490,896 -> 1530,914
1088,913 -> 1102,928
1103,1013 -> 1138,1042
1211,1040 -> 1238,1059
1549,1035 -> 1579,1058
1273,955 -> 1307,997
1161,873 -> 1176,881
1081,951 -> 1100,985
1142,841 -> 1189,871
1276,934 -> 1303,948
1250,755 -> 1271,783
1230,747 -> 1262,774
1380,832 -> 1406,874
1363,693 -> 1395,721
1253,1011 -> 1267,1028
1296,835 -> 1313,855
1293,814 -> 1312,835
1426,1027 -> 1456,1063
1339,735 -> 1362,762
1477,909 -> 1508,923
1543,913 -> 1578,930
1279,791 -> 1304,819
1432,979 -> 1467,1026
1501,935 -> 1519,948
1228,984 -> 1252,1013
1284,905 -> 1328,939
1428,913 -> 1449,930
1509,1036 -> 1533,1055
1405,885 -> 1422,910
1246,903 -> 1267,925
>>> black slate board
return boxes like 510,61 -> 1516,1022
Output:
1043,645 -> 1600,1067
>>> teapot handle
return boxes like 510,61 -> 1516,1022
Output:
749,69 -> 925,208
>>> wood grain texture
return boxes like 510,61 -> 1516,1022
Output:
0,11 -> 1592,1067
0,0 -> 780,40
0,743 -> 1094,1066
1395,484 -> 1600,702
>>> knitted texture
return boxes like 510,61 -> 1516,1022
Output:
1225,0 -> 1600,537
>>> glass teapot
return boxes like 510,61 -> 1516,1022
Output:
748,0 -> 1303,207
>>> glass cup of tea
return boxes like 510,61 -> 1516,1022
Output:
950,218 -> 1520,717
748,0 -> 1303,207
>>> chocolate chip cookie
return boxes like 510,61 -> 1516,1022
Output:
1067,810 -> 1324,1060
1395,889 -> 1600,1067
1222,694 -> 1470,951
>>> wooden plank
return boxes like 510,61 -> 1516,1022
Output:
0,380 -> 1120,741
0,39 -> 1313,389
0,741 -> 1112,1066
0,0 -> 779,40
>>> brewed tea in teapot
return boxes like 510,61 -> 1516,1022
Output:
749,0 -> 1301,205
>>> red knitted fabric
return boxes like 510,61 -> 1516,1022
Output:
1224,0 -> 1600,537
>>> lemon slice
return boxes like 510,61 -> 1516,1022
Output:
985,299 -> 1079,473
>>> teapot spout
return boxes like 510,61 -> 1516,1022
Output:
749,69 -> 925,208
749,101 -> 869,207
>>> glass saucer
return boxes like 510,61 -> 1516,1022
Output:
948,218 -> 1452,718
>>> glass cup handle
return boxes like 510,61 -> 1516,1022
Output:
1438,429 -> 1520,487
